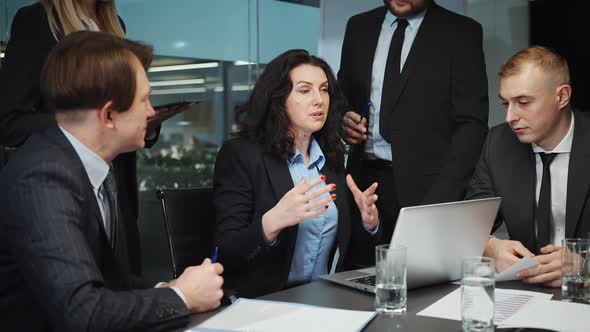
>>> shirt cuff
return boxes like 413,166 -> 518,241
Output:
155,282 -> 188,305
363,221 -> 379,236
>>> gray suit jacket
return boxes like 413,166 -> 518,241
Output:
466,111 -> 590,253
0,125 -> 189,331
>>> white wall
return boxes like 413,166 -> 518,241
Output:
318,0 -> 530,126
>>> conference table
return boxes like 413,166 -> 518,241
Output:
185,279 -> 561,331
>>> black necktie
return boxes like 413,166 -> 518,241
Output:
102,168 -> 118,247
379,18 -> 409,142
535,153 -> 557,253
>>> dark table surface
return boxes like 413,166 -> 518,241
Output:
185,279 -> 561,331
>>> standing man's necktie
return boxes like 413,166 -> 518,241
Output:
379,18 -> 409,142
101,168 -> 119,248
535,153 -> 557,253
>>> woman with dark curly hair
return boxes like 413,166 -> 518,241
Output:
213,49 -> 380,298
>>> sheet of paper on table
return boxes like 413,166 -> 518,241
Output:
189,298 -> 378,332
499,298 -> 590,332
417,287 -> 553,325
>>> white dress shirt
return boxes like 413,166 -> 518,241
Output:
532,113 -> 574,246
365,9 -> 426,160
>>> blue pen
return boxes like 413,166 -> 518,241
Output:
211,246 -> 219,263
360,101 -> 372,121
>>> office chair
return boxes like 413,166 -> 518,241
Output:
156,187 -> 216,278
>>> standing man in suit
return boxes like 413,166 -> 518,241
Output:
467,46 -> 590,288
0,31 -> 224,331
340,0 -> 489,267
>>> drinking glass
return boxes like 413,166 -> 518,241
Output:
375,244 -> 407,313
561,238 -> 590,303
461,256 -> 495,332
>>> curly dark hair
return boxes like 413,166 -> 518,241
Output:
237,49 -> 346,171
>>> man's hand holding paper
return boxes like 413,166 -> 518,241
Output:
517,244 -> 562,287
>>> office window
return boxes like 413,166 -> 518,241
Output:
138,58 -> 263,190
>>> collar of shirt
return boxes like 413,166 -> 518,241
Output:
384,7 -> 427,32
58,125 -> 110,191
532,112 -> 575,154
288,137 -> 325,170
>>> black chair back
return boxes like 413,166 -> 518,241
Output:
156,187 -> 215,278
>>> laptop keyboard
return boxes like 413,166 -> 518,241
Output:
348,275 -> 376,286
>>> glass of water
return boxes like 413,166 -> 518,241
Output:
561,238 -> 590,303
375,244 -> 407,313
461,256 -> 495,332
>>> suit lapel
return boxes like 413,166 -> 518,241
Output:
512,141 -> 537,249
384,5 -> 439,114
566,114 -> 590,237
362,8 -> 388,99
263,153 -> 294,203
51,125 -> 116,252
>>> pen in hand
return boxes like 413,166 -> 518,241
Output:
211,246 -> 219,263
360,101 -> 372,122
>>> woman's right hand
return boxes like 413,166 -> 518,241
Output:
261,175 -> 335,242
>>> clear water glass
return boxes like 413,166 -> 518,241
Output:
375,244 -> 407,313
561,238 -> 590,303
461,256 -> 495,332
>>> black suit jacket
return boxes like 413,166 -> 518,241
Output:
0,3 -> 155,274
338,3 -> 489,208
213,137 -> 374,298
466,111 -> 590,252
0,125 -> 189,331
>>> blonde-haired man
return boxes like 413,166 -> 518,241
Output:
466,46 -> 590,287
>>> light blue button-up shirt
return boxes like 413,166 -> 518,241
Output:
59,125 -> 110,229
287,138 -> 338,285
365,9 -> 427,160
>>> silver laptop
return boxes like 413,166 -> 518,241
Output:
321,197 -> 501,292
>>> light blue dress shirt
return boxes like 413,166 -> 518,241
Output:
59,125 -> 110,229
365,9 -> 427,160
287,138 -> 338,285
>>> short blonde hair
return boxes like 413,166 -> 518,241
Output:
499,46 -> 570,86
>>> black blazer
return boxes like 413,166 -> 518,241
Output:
466,111 -> 590,252
0,125 -> 189,332
338,3 -> 489,208
213,137 -> 375,298
0,3 -> 154,274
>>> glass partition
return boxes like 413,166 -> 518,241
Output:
1,0 -> 320,281
116,0 -> 320,190
138,58 -> 264,190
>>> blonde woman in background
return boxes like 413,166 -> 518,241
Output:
0,0 -> 156,276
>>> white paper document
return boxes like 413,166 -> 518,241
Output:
192,298 -> 378,332
495,256 -> 539,282
499,299 -> 590,332
417,288 -> 553,325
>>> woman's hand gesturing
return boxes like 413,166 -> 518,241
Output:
262,175 -> 335,242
